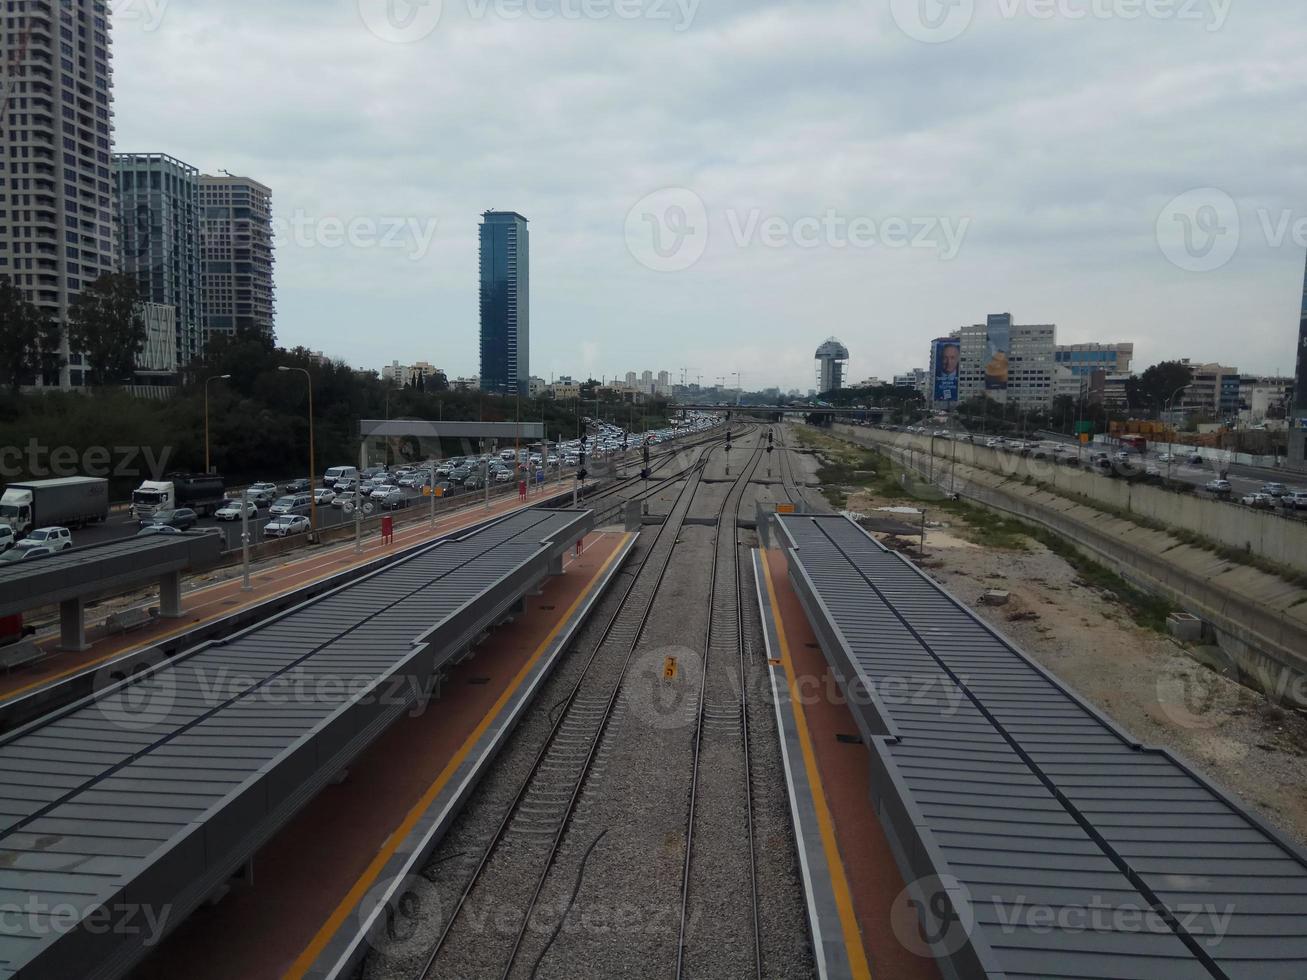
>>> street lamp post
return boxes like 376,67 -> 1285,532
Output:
278,366 -> 317,540
1163,384 -> 1192,479
204,374 -> 231,475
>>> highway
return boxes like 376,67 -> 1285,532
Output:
890,425 -> 1307,518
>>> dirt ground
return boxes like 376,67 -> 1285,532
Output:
841,491 -> 1307,849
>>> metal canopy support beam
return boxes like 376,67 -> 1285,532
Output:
59,597 -> 88,652
159,571 -> 183,619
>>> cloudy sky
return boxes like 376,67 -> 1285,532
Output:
113,0 -> 1306,390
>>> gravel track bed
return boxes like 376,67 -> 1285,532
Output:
362,454 -> 710,980
372,456 -> 712,979
678,448 -> 764,980
518,522 -> 718,978
735,546 -> 818,978
361,433 -> 819,980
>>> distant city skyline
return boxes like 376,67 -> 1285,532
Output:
108,2 -> 1307,391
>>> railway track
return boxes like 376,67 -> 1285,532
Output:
408,437 -> 732,979
356,425 -> 818,980
371,430 -> 783,980
674,434 -> 765,980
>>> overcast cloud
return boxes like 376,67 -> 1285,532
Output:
111,0 -> 1307,390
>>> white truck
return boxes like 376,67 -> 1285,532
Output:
0,477 -> 109,537
131,474 -> 226,519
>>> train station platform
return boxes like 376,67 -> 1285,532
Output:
131,530 -> 635,980
0,508 -> 593,980
0,487 -> 577,733
753,547 -> 940,980
772,512 -> 1307,980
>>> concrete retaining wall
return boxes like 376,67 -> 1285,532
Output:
835,424 -> 1307,577
820,424 -> 1307,704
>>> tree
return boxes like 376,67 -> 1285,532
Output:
1126,361 -> 1193,415
67,273 -> 147,386
0,278 -> 61,393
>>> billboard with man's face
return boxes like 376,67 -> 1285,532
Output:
985,313 -> 1010,391
933,338 -> 960,402
1297,255 -> 1307,411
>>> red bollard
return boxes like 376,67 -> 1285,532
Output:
381,514 -> 394,545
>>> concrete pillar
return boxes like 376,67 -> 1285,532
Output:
624,500 -> 642,532
548,551 -> 565,576
159,570 -> 183,619
59,597 -> 88,652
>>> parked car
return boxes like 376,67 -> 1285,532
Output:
0,526 -> 14,553
264,514 -> 312,538
0,543 -> 55,562
464,475 -> 485,491
1157,453 -> 1175,463
313,488 -> 337,505
1204,479 -> 1233,496
284,478 -> 311,494
269,494 -> 312,517
17,526 -> 73,551
139,509 -> 198,531
376,488 -> 407,510
1260,483 -> 1288,498
1187,453 -> 1203,464
1241,492 -> 1276,510
215,500 -> 257,522
246,482 -> 279,506
1281,490 -> 1307,511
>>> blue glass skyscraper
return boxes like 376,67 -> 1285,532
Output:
479,211 -> 530,395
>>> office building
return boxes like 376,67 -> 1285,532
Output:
1178,361 -> 1241,419
113,153 -> 203,368
548,376 -> 580,400
1054,366 -> 1086,402
1055,342 -> 1134,379
199,174 -> 276,342
0,0 -> 116,389
956,314 -> 1056,409
1237,376 -> 1292,424
133,303 -> 178,378
1292,253 -> 1307,472
893,368 -> 928,395
478,210 -> 530,395
382,360 -> 444,389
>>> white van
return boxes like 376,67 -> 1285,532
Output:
323,466 -> 360,488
